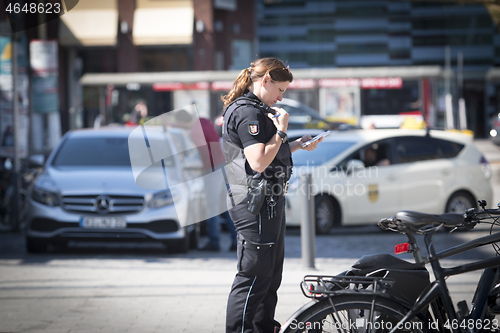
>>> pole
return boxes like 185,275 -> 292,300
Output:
445,46 -> 451,96
12,32 -> 20,230
457,52 -> 467,131
457,52 -> 463,98
300,173 -> 315,269
444,46 -> 454,130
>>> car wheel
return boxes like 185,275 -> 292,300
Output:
315,195 -> 340,235
445,191 -> 476,214
26,238 -> 48,253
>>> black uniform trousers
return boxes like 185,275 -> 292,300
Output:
226,195 -> 286,333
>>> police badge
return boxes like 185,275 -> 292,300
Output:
248,122 -> 259,135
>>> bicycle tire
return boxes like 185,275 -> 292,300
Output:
282,294 -> 431,333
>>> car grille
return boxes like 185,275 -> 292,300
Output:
30,218 -> 178,233
128,220 -> 178,233
61,195 -> 144,214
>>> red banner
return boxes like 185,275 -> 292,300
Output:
318,77 -> 402,89
361,77 -> 403,89
153,82 -> 209,91
211,81 -> 234,91
287,79 -> 315,89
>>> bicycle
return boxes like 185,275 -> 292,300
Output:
280,200 -> 500,333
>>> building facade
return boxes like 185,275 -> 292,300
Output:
257,0 -> 500,137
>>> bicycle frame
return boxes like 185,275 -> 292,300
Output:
392,228 -> 500,333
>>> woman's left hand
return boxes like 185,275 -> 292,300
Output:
299,134 -> 323,151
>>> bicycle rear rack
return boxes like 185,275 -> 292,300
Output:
301,275 -> 395,299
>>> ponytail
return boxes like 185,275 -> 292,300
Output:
221,68 -> 252,109
221,57 -> 293,110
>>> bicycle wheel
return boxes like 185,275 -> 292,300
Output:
282,294 -> 431,333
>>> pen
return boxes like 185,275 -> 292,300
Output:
272,114 -> 280,118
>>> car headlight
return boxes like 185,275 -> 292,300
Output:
148,189 -> 178,208
31,187 -> 60,206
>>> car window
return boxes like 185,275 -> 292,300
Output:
292,141 -> 356,166
338,139 -> 392,169
393,136 -> 454,164
436,138 -> 464,158
52,137 -> 175,167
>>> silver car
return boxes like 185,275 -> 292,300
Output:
25,126 -> 203,253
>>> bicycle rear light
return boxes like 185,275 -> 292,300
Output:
395,242 -> 409,254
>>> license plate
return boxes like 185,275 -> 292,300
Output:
80,217 -> 127,229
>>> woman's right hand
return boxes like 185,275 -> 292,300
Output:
267,107 -> 289,132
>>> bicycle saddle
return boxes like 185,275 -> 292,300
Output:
395,210 -> 464,229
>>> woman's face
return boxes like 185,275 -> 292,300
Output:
260,76 -> 290,107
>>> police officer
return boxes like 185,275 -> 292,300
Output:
221,58 -> 322,333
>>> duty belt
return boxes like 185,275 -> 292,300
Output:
246,172 -> 290,218
247,177 -> 290,197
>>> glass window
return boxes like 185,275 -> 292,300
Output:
393,136 -> 441,163
336,6 -> 385,17
412,17 -> 493,30
413,34 -> 492,47
52,137 -> 175,167
436,138 -> 464,158
339,139 -> 392,169
292,141 -> 355,167
336,44 -> 387,55
361,80 -> 420,116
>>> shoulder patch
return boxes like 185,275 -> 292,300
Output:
248,121 -> 260,135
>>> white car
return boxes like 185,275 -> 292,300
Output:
286,129 -> 493,234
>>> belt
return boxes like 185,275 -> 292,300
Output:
247,177 -> 290,196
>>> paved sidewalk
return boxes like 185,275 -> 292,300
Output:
0,229 -> 492,333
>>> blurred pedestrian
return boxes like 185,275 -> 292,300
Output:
127,99 -> 148,125
174,109 -> 237,251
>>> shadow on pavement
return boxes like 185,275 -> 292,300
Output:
0,224 -> 495,265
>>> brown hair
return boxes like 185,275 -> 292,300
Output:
221,57 -> 293,109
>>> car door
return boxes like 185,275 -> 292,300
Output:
341,139 -> 403,224
392,136 -> 456,213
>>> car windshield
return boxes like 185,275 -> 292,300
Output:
52,137 -> 173,167
292,141 -> 356,166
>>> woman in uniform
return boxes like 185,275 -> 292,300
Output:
221,57 -> 323,333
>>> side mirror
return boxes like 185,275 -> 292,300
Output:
346,159 -> 365,175
29,154 -> 45,168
